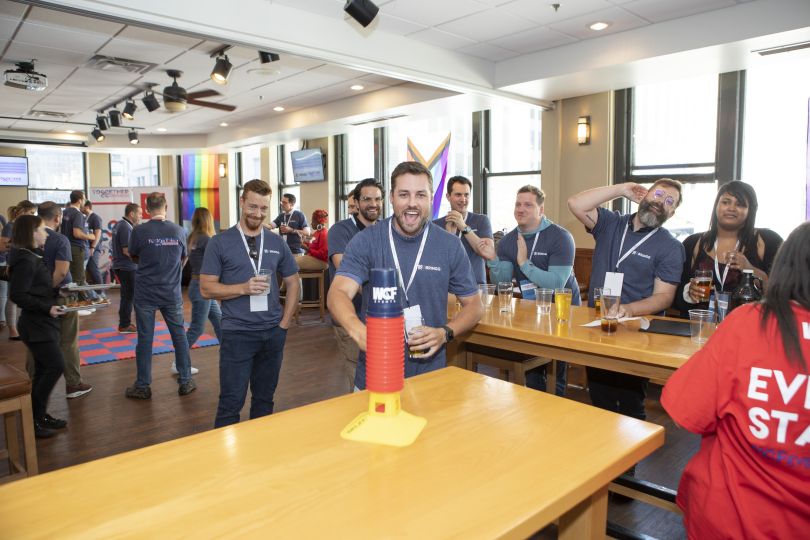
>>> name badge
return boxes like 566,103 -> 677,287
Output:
519,280 -> 537,300
250,292 -> 269,312
709,292 -> 729,322
603,272 -> 624,297
403,304 -> 424,341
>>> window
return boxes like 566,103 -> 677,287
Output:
110,154 -> 159,187
27,148 -> 85,203
343,126 -> 375,216
742,61 -> 809,239
239,144 -> 262,182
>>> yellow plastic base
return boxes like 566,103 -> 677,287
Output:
341,391 -> 427,447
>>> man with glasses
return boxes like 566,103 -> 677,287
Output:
434,175 -> 494,284
568,180 -> 685,425
201,179 -> 299,427
328,178 -> 383,393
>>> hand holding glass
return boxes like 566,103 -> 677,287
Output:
405,316 -> 428,358
253,269 -> 271,295
692,269 -> 712,302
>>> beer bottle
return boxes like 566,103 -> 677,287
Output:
729,269 -> 761,313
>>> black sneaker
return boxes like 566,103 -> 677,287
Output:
178,379 -> 197,396
40,413 -> 67,429
34,422 -> 56,439
125,385 -> 152,399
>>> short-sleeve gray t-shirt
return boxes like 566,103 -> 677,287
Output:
433,211 -> 493,284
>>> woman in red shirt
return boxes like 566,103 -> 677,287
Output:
297,209 -> 328,271
662,221 -> 810,539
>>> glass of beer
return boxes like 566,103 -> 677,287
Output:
405,316 -> 428,358
554,288 -> 572,321
600,294 -> 621,334
497,282 -> 512,313
692,269 -> 713,302
592,287 -> 603,310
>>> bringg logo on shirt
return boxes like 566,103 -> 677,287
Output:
372,286 -> 397,302
417,265 -> 442,271
147,238 -> 180,246
633,250 -> 652,260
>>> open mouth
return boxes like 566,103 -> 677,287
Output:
403,209 -> 420,225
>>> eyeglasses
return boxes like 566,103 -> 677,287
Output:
359,196 -> 382,203
652,189 -> 676,207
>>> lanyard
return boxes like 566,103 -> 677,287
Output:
237,224 -> 264,276
282,212 -> 292,227
616,223 -> 658,270
388,219 -> 429,305
714,239 -> 739,291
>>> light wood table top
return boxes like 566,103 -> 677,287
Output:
0,367 -> 663,540
450,301 -> 701,380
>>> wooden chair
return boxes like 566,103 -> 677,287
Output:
465,345 -> 555,391
0,364 -> 37,484
298,269 -> 326,322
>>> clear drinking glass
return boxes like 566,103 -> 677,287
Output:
692,269 -> 713,302
689,309 -> 716,344
600,294 -> 621,334
535,288 -> 553,315
479,284 -> 495,309
497,282 -> 512,313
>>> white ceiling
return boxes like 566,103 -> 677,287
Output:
1,0 -> 809,149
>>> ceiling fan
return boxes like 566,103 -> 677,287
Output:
154,69 -> 237,113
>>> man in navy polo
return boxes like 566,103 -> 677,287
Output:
269,193 -> 310,255
36,202 -> 93,400
568,179 -> 685,421
83,200 -> 107,297
434,175 -> 495,284
487,185 -> 580,396
201,179 -> 299,427
125,192 -> 195,399
328,161 -> 482,389
111,203 -> 141,333
60,190 -> 96,301
328,177 -> 383,393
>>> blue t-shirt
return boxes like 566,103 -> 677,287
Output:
43,228 -> 73,288
588,207 -> 685,307
86,212 -> 104,245
337,217 -> 478,389
491,219 -> 581,304
110,218 -> 136,271
272,209 -> 308,253
433,211 -> 493,284
328,216 -> 367,316
128,219 -> 187,306
188,234 -> 210,276
60,207 -> 87,250
201,226 -> 299,331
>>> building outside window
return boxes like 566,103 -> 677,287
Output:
110,153 -> 159,187
26,148 -> 85,204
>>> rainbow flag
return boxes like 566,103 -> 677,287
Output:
406,133 -> 451,219
180,154 -> 220,222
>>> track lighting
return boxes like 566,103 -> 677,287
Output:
210,53 -> 233,85
258,51 -> 280,63
122,100 -> 137,120
108,109 -> 122,127
91,127 -> 105,142
128,129 -> 139,145
142,91 -> 160,112
344,0 -> 379,27
96,114 -> 109,131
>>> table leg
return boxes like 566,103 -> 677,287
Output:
557,485 -> 608,540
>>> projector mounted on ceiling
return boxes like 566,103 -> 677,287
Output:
4,60 -> 48,91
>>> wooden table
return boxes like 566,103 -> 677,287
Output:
449,300 -> 700,382
0,367 -> 663,539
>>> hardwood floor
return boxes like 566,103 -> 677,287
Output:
1,289 -> 697,539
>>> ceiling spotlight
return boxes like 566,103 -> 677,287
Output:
122,100 -> 137,120
96,114 -> 110,131
91,127 -> 105,142
350,84 -> 364,91
128,129 -> 139,145
259,51 -> 280,64
273,106 -> 285,112
156,127 -> 167,132
589,21 -> 610,31
142,91 -> 161,112
211,54 -> 233,85
344,0 -> 379,28
108,109 -> 122,127
65,129 -> 76,134
219,122 -> 229,127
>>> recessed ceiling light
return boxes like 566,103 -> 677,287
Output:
273,106 -> 285,112
350,84 -> 364,91
65,129 -> 76,134
219,122 -> 229,127
589,21 -> 610,31
156,127 -> 167,132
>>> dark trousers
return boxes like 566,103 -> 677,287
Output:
586,367 -> 648,420
115,269 -> 135,327
215,327 -> 287,428
24,339 -> 65,421
526,361 -> 568,396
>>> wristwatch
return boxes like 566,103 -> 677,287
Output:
461,226 -> 472,235
442,325 -> 455,343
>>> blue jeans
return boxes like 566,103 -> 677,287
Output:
134,303 -> 192,386
215,326 -> 287,428
186,279 -> 222,347
526,361 -> 568,397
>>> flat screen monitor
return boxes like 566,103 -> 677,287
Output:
0,155 -> 29,186
290,148 -> 325,182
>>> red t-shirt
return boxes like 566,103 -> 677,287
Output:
662,303 -> 810,539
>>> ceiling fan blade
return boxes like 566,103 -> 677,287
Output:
187,89 -> 221,99
186,99 -> 236,112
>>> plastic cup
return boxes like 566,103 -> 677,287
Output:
479,284 -> 495,308
497,282 -> 512,313
600,294 -> 621,334
689,309 -> 716,344
554,288 -> 572,321
535,288 -> 553,315
693,269 -> 712,302
255,269 -> 271,295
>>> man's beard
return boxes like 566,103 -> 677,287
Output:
359,206 -> 379,223
638,200 -> 668,228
